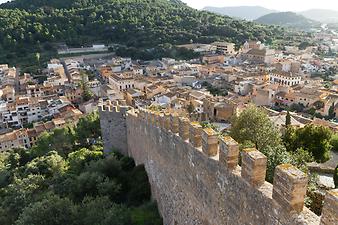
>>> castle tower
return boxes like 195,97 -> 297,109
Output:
98,100 -> 129,155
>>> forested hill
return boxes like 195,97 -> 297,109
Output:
1,0 -> 186,10
0,0 -> 286,67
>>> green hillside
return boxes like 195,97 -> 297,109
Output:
0,0 -> 288,69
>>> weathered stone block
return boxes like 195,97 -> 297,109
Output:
149,111 -> 156,126
154,112 -> 162,127
219,136 -> 239,170
170,114 -> 179,134
179,117 -> 190,141
241,148 -> 267,187
119,106 -> 129,114
202,128 -> 218,157
138,110 -> 146,120
320,189 -> 338,225
145,111 -> 151,124
104,104 -> 112,111
272,164 -> 308,214
189,122 -> 202,148
158,114 -> 164,128
164,113 -> 171,131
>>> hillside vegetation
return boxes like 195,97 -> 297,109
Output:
0,112 -> 162,225
0,0 -> 288,69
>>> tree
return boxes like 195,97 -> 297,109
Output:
283,125 -> 332,162
290,147 -> 314,172
334,165 -> 338,188
261,145 -> 314,183
290,103 -> 305,112
24,151 -> 67,178
97,178 -> 122,201
0,0 -> 290,70
285,110 -> 291,127
78,196 -> 131,225
0,101 -> 163,224
313,101 -> 324,110
330,134 -> 338,152
35,52 -> 40,66
75,112 -> 101,147
283,126 -> 297,151
125,165 -> 152,206
80,72 -> 94,102
130,202 -> 162,225
230,105 -> 281,150
0,175 -> 46,224
298,41 -> 311,50
187,101 -> 195,114
68,148 -> 103,174
32,127 -> 76,157
72,171 -> 105,200
15,195 -> 78,225
328,102 -> 336,119
261,145 -> 293,182
100,206 -> 132,225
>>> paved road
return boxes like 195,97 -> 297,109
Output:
15,66 -> 20,92
322,151 -> 338,169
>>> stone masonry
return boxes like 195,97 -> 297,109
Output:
99,102 -> 338,225
99,101 -> 129,155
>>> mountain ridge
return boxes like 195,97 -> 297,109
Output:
203,6 -> 277,20
255,11 -> 321,30
299,9 -> 338,23
203,5 -> 338,24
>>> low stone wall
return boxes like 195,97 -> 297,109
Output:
99,103 -> 337,225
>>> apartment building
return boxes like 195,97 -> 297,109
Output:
211,42 -> 236,55
109,72 -> 135,91
269,72 -> 302,87
0,129 -> 30,151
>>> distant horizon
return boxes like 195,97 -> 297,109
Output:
182,0 -> 338,12
0,0 -> 338,12
200,5 -> 338,13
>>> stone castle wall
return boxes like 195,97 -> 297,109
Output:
99,103 -> 128,155
99,103 -> 338,225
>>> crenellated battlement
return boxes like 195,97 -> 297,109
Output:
100,101 -> 337,225
98,100 -> 130,155
98,99 -> 129,114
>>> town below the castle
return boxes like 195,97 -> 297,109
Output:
2,0 -> 338,224
1,36 -> 338,222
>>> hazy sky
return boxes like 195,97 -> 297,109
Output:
0,0 -> 337,11
182,0 -> 338,11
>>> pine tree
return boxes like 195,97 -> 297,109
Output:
285,110 -> 291,127
328,103 -> 336,119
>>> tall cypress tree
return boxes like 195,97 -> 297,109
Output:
328,103 -> 336,119
285,110 -> 291,127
